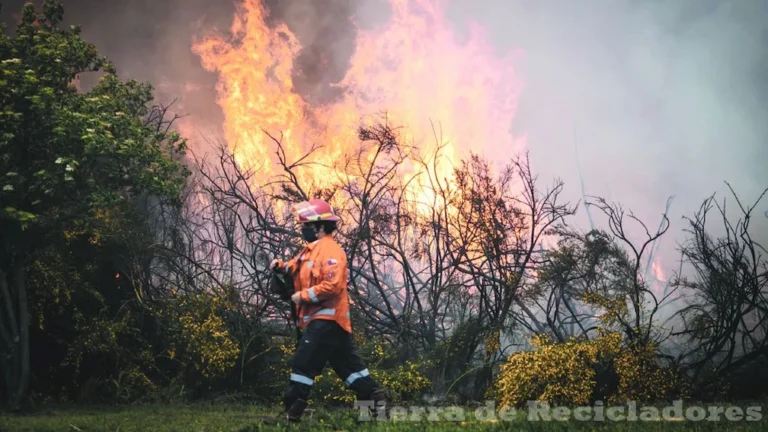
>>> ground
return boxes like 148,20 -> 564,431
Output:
1,401 -> 767,431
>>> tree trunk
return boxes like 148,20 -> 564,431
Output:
0,268 -> 18,405
13,262 -> 30,409
473,329 -> 500,400
0,259 -> 30,410
473,362 -> 494,401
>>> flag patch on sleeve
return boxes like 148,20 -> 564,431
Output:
326,258 -> 338,266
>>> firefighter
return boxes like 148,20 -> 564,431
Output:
269,198 -> 387,422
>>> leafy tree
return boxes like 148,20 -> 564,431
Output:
0,1 -> 188,409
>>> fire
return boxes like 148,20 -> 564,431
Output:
650,258 -> 667,296
191,0 -> 524,211
651,260 -> 666,281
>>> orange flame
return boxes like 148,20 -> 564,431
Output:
192,0 -> 524,210
650,258 -> 667,296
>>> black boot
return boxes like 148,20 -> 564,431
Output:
355,389 -> 388,422
285,398 -> 308,422
259,399 -> 308,424
371,389 -> 388,420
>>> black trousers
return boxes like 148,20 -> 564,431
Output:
282,319 -> 381,407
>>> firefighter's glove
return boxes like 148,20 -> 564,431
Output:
270,259 -> 285,273
291,292 -> 302,304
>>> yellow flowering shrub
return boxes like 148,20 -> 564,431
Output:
310,357 -> 431,405
485,329 -> 501,360
264,332 -> 431,405
166,292 -> 240,378
490,331 -> 688,407
111,366 -> 157,402
489,332 -> 622,407
609,340 -> 689,404
313,368 -> 356,405
375,359 -> 432,402
582,291 -> 629,329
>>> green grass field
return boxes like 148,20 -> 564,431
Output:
2,401 -> 766,431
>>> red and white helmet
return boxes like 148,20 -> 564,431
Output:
291,199 -> 341,223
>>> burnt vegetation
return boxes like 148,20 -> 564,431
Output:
2,0 -> 768,411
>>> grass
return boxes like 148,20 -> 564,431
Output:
1,401 -> 767,431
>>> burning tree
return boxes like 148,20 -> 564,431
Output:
182,0 -> 530,400
176,112 -> 580,399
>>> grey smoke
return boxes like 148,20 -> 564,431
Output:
444,0 -> 768,268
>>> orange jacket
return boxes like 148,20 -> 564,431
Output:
278,235 -> 352,333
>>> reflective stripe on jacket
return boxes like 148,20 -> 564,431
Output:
279,235 -> 352,333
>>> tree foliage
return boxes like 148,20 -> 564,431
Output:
0,0 -> 188,409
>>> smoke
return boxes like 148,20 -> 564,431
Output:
3,0 -> 767,270
444,0 -> 768,268
260,0 -> 359,105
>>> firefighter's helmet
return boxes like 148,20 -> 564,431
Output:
291,199 -> 341,223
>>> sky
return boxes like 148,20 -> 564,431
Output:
3,0 -> 767,277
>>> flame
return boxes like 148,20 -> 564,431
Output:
191,0 -> 524,211
650,258 -> 667,296
651,260 -> 666,281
